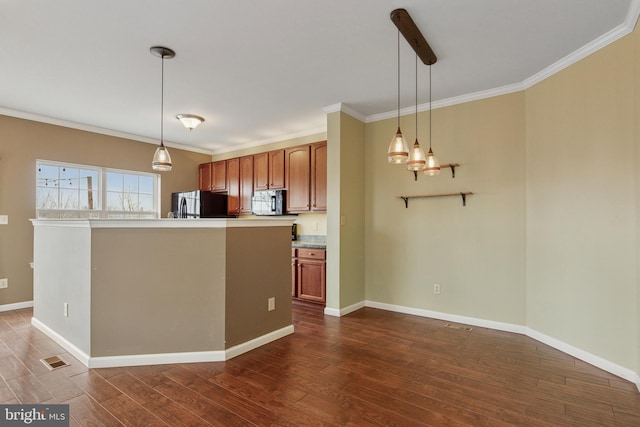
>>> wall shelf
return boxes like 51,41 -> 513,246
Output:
441,163 -> 460,178
398,191 -> 473,208
412,163 -> 460,181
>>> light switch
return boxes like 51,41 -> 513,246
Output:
0,215 -> 7,225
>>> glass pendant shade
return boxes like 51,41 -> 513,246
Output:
407,139 -> 426,171
388,127 -> 409,164
152,144 -> 172,171
424,147 -> 440,176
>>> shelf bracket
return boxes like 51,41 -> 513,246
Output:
461,192 -> 467,206
401,196 -> 409,208
449,164 -> 456,178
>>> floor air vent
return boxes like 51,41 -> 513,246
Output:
444,323 -> 473,332
40,355 -> 70,370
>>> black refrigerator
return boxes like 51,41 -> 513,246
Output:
171,190 -> 231,218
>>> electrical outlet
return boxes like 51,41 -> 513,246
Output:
433,284 -> 441,295
268,297 -> 276,311
0,279 -> 7,289
0,215 -> 7,225
312,221 -> 318,231
64,303 -> 69,317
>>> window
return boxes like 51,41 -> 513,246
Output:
36,160 -> 160,219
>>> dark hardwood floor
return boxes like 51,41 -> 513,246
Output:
1,301 -> 639,426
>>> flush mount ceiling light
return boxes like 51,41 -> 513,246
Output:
389,9 -> 441,178
150,46 -> 175,172
176,114 -> 205,131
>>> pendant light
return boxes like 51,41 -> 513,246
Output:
406,53 -> 426,180
387,30 -> 409,164
150,46 -> 175,172
424,64 -> 441,176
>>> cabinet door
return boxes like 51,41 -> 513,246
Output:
199,163 -> 212,191
310,141 -> 327,211
212,160 -> 227,192
297,259 -> 326,303
253,152 -> 269,191
285,146 -> 311,212
239,156 -> 254,214
268,149 -> 285,189
226,158 -> 240,215
291,249 -> 297,297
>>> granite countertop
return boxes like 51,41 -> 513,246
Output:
292,235 -> 326,249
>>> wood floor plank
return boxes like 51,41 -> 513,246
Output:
5,373 -> 53,403
1,303 -> 639,426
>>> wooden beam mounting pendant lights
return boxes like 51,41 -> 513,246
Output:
390,9 -> 437,65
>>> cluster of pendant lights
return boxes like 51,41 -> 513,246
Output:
387,28 -> 440,179
150,46 -> 205,172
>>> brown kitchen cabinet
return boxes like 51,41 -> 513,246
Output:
291,248 -> 297,297
226,158 -> 240,214
239,155 -> 254,214
293,248 -> 326,304
211,160 -> 227,192
310,141 -> 327,212
285,145 -> 311,212
199,163 -> 212,191
254,149 -> 285,191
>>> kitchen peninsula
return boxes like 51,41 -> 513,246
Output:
31,218 -> 294,368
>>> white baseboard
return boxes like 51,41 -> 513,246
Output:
358,300 -> 640,391
224,325 -> 294,360
364,300 -> 526,334
324,301 -> 365,317
32,316 -> 294,369
526,327 -> 640,387
31,317 -> 90,367
0,300 -> 34,312
89,350 -> 226,368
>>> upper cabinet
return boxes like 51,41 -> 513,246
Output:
253,152 -> 269,191
239,155 -> 254,214
199,163 -> 212,191
254,149 -> 285,191
310,141 -> 327,212
268,149 -> 285,189
285,145 -> 311,213
200,141 -> 325,214
211,160 -> 227,192
226,158 -> 240,215
199,161 -> 227,192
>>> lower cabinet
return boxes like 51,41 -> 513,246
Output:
292,248 -> 326,304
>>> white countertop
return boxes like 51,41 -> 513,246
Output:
31,218 -> 296,229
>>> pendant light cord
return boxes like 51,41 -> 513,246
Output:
429,65 -> 432,150
160,54 -> 165,148
396,30 -> 400,129
415,53 -> 418,139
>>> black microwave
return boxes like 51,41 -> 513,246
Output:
251,190 -> 286,216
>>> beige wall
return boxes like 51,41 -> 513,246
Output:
338,112 -> 366,307
91,228 -> 227,356
225,226 -> 292,347
365,93 -> 527,324
526,32 -> 637,368
0,115 -> 210,306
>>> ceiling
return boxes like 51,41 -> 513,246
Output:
0,0 -> 636,154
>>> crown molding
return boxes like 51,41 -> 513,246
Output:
209,126 -> 327,155
366,0 -> 640,123
0,107 -> 214,155
322,102 -> 367,122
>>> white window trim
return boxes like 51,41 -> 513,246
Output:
36,160 -> 161,219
